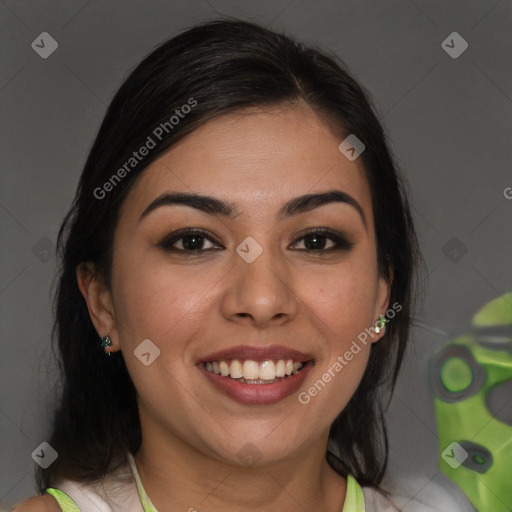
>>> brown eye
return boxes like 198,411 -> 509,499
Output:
158,229 -> 223,253
291,228 -> 354,252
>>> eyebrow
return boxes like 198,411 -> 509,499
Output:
139,190 -> 367,228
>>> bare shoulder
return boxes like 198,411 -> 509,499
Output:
11,494 -> 61,512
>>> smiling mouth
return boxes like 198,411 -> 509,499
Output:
202,359 -> 309,384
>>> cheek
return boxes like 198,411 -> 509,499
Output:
299,275 -> 375,419
302,253 -> 379,344
295,252 -> 378,413
111,261 -> 205,418
112,256 -> 216,343
299,351 -> 371,436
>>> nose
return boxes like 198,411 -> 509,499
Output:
220,241 -> 300,329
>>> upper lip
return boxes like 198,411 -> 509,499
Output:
197,344 -> 314,363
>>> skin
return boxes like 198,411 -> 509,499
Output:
12,494 -> 61,512
72,102 -> 390,512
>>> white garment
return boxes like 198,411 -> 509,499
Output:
51,454 -> 474,512
363,476 -> 475,512
52,454 -> 143,512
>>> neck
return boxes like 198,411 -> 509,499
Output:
134,427 -> 346,512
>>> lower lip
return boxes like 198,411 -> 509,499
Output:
197,361 -> 314,405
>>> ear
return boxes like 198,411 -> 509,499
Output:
372,267 -> 394,342
76,262 -> 119,353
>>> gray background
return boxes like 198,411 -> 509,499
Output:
1,0 -> 511,510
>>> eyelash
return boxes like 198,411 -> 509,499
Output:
158,228 -> 355,255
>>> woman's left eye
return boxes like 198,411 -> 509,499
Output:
290,228 -> 354,252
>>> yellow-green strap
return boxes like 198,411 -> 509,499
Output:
127,454 -> 158,512
45,470 -> 365,512
342,474 -> 366,512
45,488 -> 82,512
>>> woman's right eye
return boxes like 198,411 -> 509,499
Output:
158,229 -> 223,253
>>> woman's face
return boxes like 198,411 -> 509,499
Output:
82,102 -> 390,465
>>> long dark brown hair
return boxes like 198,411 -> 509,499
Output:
37,17 -> 421,493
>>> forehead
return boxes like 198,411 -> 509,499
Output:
121,103 -> 372,224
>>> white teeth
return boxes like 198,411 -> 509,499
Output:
275,360 -> 286,377
204,358 -> 305,381
219,360 -> 229,377
259,360 -> 276,381
243,360 -> 260,380
230,359 -> 243,379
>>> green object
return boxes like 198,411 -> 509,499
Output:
44,488 -> 80,512
472,293 -> 512,327
440,357 -> 473,392
430,292 -> 512,512
343,474 -> 366,511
